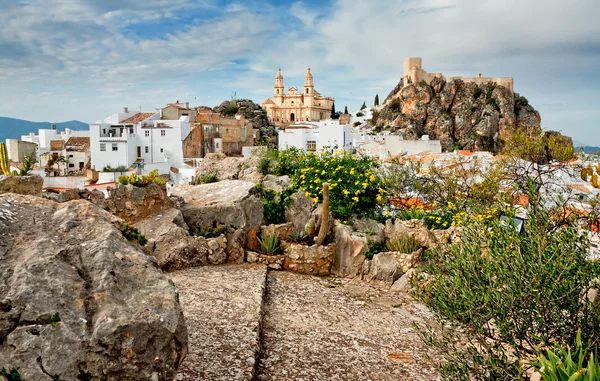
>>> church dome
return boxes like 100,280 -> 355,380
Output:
276,68 -> 283,79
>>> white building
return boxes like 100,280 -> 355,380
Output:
21,128 -> 89,155
278,119 -> 353,152
89,107 -> 191,174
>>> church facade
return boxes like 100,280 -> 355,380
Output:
262,68 -> 334,125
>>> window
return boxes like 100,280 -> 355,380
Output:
145,146 -> 149,153
102,129 -> 106,134
69,163 -> 75,168
307,141 -> 317,151
161,130 -> 165,136
100,143 -> 106,151
160,148 -> 164,153
68,154 -> 73,158
306,88 -> 309,94
129,128 -> 134,134
112,144 -> 118,151
145,130 -> 150,137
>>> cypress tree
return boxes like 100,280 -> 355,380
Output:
331,103 -> 336,119
360,101 -> 367,110
344,106 -> 348,114
374,94 -> 379,107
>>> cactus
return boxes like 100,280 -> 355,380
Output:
592,174 -> 599,189
0,142 -> 11,175
581,168 -> 589,182
315,182 -> 330,246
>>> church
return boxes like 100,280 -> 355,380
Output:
262,68 -> 335,125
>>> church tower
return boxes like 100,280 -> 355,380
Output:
274,68 -> 284,98
303,68 -> 314,107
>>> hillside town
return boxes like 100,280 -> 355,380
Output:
2,53 -> 600,381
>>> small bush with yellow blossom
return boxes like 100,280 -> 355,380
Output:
118,169 -> 166,187
282,148 -> 381,220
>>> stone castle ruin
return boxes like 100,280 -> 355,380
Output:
403,57 -> 514,92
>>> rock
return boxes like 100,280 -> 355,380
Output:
0,194 -> 187,380
384,219 -> 439,249
171,180 -> 263,264
331,222 -> 371,278
0,175 -> 43,196
135,208 -> 228,271
195,155 -> 245,181
350,217 -> 385,240
391,268 -> 417,292
285,190 -> 315,236
57,188 -> 81,202
366,253 -> 404,285
102,183 -> 173,223
261,222 -> 293,241
89,189 -> 106,208
262,175 -> 290,193
283,243 -> 335,276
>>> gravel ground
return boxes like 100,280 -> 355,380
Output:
257,271 -> 440,381
169,264 -> 268,381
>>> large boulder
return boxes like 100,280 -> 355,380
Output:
170,180 -> 263,263
384,219 -> 440,249
102,183 -> 173,223
331,222 -> 369,278
0,175 -> 43,196
366,253 -> 403,285
195,154 -> 245,181
134,208 -> 228,271
0,194 -> 187,381
284,190 -> 316,237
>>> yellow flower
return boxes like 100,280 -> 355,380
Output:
313,197 -> 319,203
385,210 -> 391,217
370,175 -> 376,182
321,170 -> 326,175
352,196 -> 359,203
362,182 -> 368,189
376,195 -> 384,203
305,191 -> 310,197
343,189 -> 350,196
378,188 -> 386,194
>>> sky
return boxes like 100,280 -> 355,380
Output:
0,0 -> 599,144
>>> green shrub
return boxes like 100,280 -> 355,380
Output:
197,171 -> 219,184
103,165 -> 128,172
414,207 -> 600,379
118,169 -> 166,187
486,97 -> 500,111
0,368 -> 21,381
534,330 -> 600,381
258,232 -> 281,255
385,235 -> 421,253
192,224 -> 227,238
356,112 -> 364,117
223,104 -> 239,116
363,239 -> 385,260
472,87 -> 483,99
121,223 -> 148,246
396,208 -> 426,221
515,95 -> 529,109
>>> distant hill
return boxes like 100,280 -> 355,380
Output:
0,117 -> 89,143
576,146 -> 600,154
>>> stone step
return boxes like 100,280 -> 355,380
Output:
169,264 -> 268,381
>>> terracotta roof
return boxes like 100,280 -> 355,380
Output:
121,112 -> 155,124
568,184 -> 592,194
458,150 -> 474,156
50,140 -> 65,151
65,137 -> 90,152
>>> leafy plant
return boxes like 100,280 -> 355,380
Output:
363,239 -> 385,260
196,171 -> 219,184
103,165 -> 128,172
0,367 -> 21,381
534,330 -> 600,381
257,185 -> 294,225
356,111 -> 364,117
118,169 -> 166,187
385,235 -> 421,253
121,223 -> 148,246
257,231 -> 281,255
192,224 -> 226,238
472,87 -> 483,99
287,230 -> 309,243
223,104 -> 239,116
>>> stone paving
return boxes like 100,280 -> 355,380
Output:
170,265 -> 439,381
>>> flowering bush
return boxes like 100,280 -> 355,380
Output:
282,148 -> 381,220
118,169 -> 166,187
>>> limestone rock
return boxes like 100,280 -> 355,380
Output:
366,253 -> 403,285
283,243 -> 335,276
331,222 -> 373,278
195,155 -> 245,181
0,194 -> 187,380
0,174 -> 43,196
102,183 -> 173,223
384,219 -> 439,249
284,190 -> 315,236
391,268 -> 417,292
262,174 -> 290,193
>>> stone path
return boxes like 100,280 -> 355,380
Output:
170,265 -> 439,381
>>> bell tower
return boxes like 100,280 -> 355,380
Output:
274,68 -> 284,98
303,68 -> 314,107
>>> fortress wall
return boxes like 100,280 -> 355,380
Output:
448,77 -> 514,92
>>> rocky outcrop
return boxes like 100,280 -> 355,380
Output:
213,99 -> 278,145
104,183 -> 173,223
171,180 -> 263,263
134,208 -> 228,271
376,79 -> 571,153
332,222 -> 380,278
0,174 -> 43,196
384,219 -> 440,249
0,194 -> 187,380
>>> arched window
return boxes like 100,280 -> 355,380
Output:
291,113 -> 295,122
291,101 -> 294,105
277,89 -> 279,94
306,88 -> 309,94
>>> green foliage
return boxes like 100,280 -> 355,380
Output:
515,95 -> 529,109
356,112 -> 364,117
287,230 -> 309,244
386,235 -> 421,253
534,330 -> 600,381
360,101 -> 367,110
102,165 -> 128,172
472,87 -> 483,99
257,185 -> 295,225
503,129 -> 575,165
424,208 -> 455,230
257,231 -> 281,255
331,103 -> 337,119
486,97 -> 500,111
414,207 -> 600,379
192,224 -> 226,238
374,94 -> 380,107
37,312 -> 61,327
363,239 -> 385,260
0,142 -> 10,175
121,223 -> 148,246
53,375 -> 64,381
118,169 -> 166,187
0,367 -> 21,381
395,208 -> 426,221
196,171 -> 219,184
223,104 -> 239,116
344,106 -> 348,114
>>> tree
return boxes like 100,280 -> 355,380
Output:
374,94 -> 379,107
330,103 -> 337,119
344,106 -> 348,114
360,101 -> 367,110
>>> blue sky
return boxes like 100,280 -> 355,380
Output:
1,0 -> 599,144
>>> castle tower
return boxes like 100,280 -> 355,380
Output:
274,68 -> 284,97
303,68 -> 314,108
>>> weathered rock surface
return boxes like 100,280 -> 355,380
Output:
366,252 -> 404,285
0,175 -> 43,196
195,154 -> 246,181
283,243 -> 335,276
103,183 -> 173,223
332,221 -> 384,278
171,181 -> 263,263
135,208 -> 228,271
384,219 -> 440,249
0,194 -> 187,381
284,190 -> 315,236
212,99 -> 278,145
377,79 -> 572,154
258,271 -> 440,380
261,175 -> 290,193
169,265 -> 268,381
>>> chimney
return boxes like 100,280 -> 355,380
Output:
184,102 -> 189,109
123,107 -> 129,113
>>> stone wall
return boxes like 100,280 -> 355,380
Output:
284,243 -> 335,276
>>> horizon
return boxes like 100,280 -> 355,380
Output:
1,0 -> 599,144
